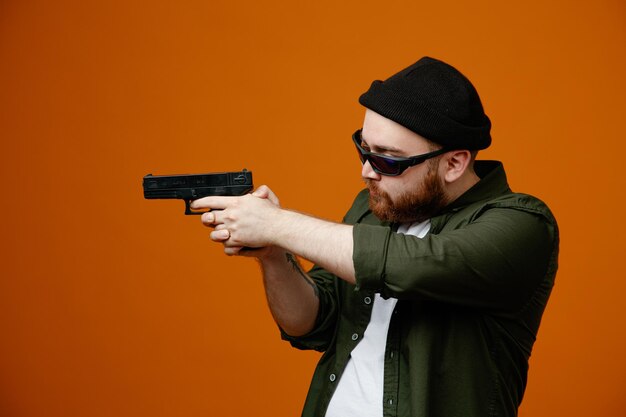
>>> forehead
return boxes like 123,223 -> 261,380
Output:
361,109 -> 432,154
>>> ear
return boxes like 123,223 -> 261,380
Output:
442,150 -> 472,183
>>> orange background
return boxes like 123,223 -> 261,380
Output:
1,1 -> 625,416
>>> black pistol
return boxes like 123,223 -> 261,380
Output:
143,169 -> 253,214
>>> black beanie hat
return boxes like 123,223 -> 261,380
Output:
359,57 -> 491,150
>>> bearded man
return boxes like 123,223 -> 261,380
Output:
191,57 -> 560,417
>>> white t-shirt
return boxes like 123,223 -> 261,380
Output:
325,219 -> 431,417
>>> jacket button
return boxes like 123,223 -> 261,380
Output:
329,374 -> 336,382
351,333 -> 359,341
364,296 -> 372,305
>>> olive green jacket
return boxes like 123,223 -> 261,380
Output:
282,161 -> 559,417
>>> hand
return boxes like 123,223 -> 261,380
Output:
191,185 -> 282,257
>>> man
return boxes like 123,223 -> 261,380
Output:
191,57 -> 559,417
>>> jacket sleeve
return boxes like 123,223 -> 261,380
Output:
353,198 -> 559,313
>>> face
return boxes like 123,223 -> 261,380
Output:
360,110 -> 450,223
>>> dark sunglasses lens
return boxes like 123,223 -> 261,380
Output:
369,154 -> 400,175
354,146 -> 366,164
356,149 -> 365,163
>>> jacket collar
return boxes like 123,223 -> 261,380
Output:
442,160 -> 511,213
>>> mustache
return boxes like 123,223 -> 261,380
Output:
364,179 -> 379,193
364,178 -> 377,189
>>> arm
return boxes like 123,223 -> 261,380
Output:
191,190 -> 357,284
267,209 -> 356,284
353,203 -> 558,312
193,186 -> 348,338
256,247 -> 320,337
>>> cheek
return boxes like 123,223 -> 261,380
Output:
377,179 -> 406,202
390,171 -> 423,194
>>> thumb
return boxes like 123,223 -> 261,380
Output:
252,186 -> 269,198
252,185 -> 280,206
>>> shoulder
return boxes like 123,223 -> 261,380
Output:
482,192 -> 558,227
435,190 -> 559,239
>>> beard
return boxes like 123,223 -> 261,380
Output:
366,160 -> 449,224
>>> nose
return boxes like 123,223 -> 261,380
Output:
361,160 -> 381,180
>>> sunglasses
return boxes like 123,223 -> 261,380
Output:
352,129 -> 449,176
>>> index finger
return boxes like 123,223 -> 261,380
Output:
189,196 -> 238,210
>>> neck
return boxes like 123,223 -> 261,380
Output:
445,168 -> 480,203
